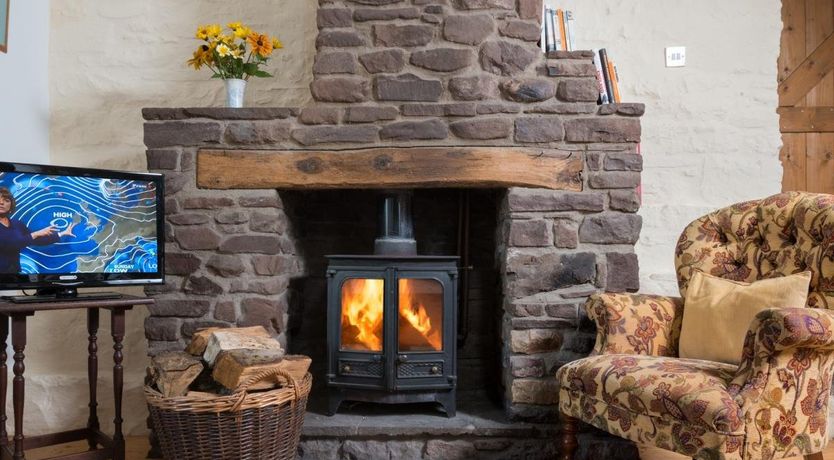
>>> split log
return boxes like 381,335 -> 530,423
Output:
148,352 -> 204,398
203,328 -> 283,366
186,326 -> 270,356
185,327 -> 222,356
213,352 -> 311,391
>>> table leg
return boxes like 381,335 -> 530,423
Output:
11,315 -> 26,460
86,308 -> 99,450
0,315 -> 8,447
110,309 -> 125,460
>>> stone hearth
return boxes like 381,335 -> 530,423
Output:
142,0 -> 643,457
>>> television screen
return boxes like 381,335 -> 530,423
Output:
0,162 -> 164,291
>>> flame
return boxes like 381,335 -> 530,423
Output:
398,279 -> 442,351
340,279 -> 384,351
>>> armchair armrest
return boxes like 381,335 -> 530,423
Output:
727,308 -> 834,456
729,307 -> 834,405
585,293 -> 684,357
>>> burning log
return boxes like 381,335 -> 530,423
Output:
398,314 -> 436,351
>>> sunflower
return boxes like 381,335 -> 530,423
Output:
271,37 -> 283,50
247,32 -> 273,57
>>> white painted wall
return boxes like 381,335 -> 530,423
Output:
0,0 -> 50,164
555,0 -> 783,296
50,0 -> 316,171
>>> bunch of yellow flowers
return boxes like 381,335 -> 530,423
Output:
188,22 -> 283,80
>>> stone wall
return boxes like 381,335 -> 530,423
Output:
142,0 -> 644,421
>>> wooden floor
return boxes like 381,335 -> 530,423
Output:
640,444 -> 833,459
20,437 -> 834,459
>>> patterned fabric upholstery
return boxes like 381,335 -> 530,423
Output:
557,192 -> 834,460
675,192 -> 834,309
558,355 -> 743,458
586,293 -> 683,357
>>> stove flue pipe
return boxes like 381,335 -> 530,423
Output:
374,190 -> 417,256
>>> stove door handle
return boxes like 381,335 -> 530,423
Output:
370,354 -> 383,363
397,355 -> 409,364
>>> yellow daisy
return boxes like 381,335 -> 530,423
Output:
215,43 -> 232,57
271,37 -> 283,50
195,25 -> 210,41
206,24 -> 222,39
228,22 -> 251,39
187,44 -> 212,70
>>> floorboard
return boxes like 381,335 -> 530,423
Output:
21,436 -> 834,459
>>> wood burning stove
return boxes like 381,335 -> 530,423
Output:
326,192 -> 458,417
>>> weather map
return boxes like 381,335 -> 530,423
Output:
0,172 -> 158,274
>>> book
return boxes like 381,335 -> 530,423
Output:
540,3 -> 547,52
598,48 -> 614,104
547,9 -> 559,52
565,10 -> 576,51
557,9 -> 568,51
592,49 -> 610,104
607,59 -> 621,103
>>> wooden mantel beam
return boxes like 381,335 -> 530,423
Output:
196,147 -> 583,191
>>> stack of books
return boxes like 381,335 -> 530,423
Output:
540,7 -> 575,52
593,48 -> 621,104
539,8 -> 622,104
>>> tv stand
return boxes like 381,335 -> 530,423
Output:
0,295 -> 154,460
2,288 -> 123,304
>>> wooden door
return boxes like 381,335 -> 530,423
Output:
779,0 -> 834,193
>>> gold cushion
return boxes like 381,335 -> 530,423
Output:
678,270 -> 811,364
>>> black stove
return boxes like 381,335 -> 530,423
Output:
326,192 -> 458,417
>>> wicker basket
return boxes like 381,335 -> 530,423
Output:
145,369 -> 312,460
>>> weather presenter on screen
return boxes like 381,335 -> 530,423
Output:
0,186 -> 78,273
0,172 -> 158,276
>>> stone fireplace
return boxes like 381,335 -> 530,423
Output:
142,0 -> 643,456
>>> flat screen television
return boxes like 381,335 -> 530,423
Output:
0,162 -> 164,301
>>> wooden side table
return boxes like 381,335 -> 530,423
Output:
0,296 -> 153,460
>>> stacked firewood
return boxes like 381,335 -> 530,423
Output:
147,326 -> 311,397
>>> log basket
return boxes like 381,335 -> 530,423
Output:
145,368 -> 312,460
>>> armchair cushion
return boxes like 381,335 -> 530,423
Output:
586,293 -> 683,357
678,270 -> 811,365
557,354 -> 744,457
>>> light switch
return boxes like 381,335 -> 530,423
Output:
665,46 -> 686,67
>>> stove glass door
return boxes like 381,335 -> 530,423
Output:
340,278 -> 385,352
398,278 -> 443,352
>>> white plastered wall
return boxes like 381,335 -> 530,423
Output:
554,0 -> 783,295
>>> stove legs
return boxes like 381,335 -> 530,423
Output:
436,389 -> 456,418
328,390 -> 344,416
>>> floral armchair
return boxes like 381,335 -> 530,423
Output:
556,192 -> 834,460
